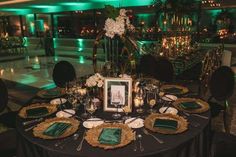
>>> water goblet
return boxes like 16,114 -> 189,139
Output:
112,102 -> 122,119
85,100 -> 97,118
146,91 -> 157,113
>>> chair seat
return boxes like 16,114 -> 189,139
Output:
0,129 -> 16,157
212,131 -> 236,157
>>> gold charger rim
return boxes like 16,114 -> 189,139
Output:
160,84 -> 189,95
144,113 -> 188,134
33,117 -> 80,140
18,103 -> 57,119
36,87 -> 65,99
172,98 -> 210,113
85,123 -> 135,150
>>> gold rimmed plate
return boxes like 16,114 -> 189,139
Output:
173,98 -> 209,113
144,113 -> 188,134
160,84 -> 189,95
33,117 -> 79,139
37,88 -> 65,99
18,103 -> 57,119
85,123 -> 135,150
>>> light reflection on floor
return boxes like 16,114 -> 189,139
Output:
0,56 -> 96,89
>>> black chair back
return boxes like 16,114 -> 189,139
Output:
0,79 -> 8,113
209,66 -> 234,101
52,61 -> 76,87
138,54 -> 158,78
155,57 -> 174,82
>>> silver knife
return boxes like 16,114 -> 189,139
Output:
23,118 -> 43,126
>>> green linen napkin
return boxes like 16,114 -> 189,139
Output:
98,128 -> 122,145
180,101 -> 201,110
26,107 -> 49,117
153,119 -> 178,130
43,122 -> 72,137
43,90 -> 60,97
164,87 -> 183,94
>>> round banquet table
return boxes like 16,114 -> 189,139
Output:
16,95 -> 211,157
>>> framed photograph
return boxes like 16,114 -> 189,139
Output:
103,77 -> 132,112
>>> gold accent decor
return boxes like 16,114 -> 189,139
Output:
160,84 -> 189,95
173,98 -> 209,113
18,103 -> 57,119
85,123 -> 135,149
36,87 -> 65,99
144,113 -> 188,134
33,117 -> 79,139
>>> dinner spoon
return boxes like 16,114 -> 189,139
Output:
137,134 -> 144,152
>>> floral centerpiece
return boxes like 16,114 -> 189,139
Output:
93,5 -> 139,75
86,73 -> 104,99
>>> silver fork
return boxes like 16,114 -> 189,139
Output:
59,133 -> 79,149
143,128 -> 164,144
76,130 -> 86,151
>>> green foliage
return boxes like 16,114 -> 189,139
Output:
104,5 -> 119,20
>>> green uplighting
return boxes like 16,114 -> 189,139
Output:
23,37 -> 28,47
53,38 -> 57,48
54,55 -> 59,62
30,5 -> 56,8
41,83 -> 56,90
19,74 -> 38,85
77,38 -> 85,51
207,9 -> 222,17
79,56 -> 85,64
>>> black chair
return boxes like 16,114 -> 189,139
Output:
0,79 -> 17,128
155,57 -> 174,82
52,61 -> 76,87
212,132 -> 236,157
0,79 -> 16,156
138,54 -> 158,78
208,66 -> 235,132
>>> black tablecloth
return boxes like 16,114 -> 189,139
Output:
16,97 -> 210,157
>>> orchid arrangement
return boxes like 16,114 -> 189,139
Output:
86,73 -> 104,88
104,7 -> 135,39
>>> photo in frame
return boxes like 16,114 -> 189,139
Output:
103,78 -> 132,112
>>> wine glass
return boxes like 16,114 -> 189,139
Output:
85,100 -> 97,118
146,91 -> 157,113
122,106 -> 131,120
112,102 -> 122,119
81,96 -> 90,119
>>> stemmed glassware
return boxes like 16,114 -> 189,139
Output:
112,102 -> 122,119
85,99 -> 97,118
134,89 -> 145,113
122,106 -> 131,120
146,91 -> 157,113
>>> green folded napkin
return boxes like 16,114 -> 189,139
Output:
164,87 -> 183,94
98,128 -> 122,145
153,119 -> 178,130
180,101 -> 201,110
26,107 -> 49,117
43,122 -> 72,137
43,90 -> 60,97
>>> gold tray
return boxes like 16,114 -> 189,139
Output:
144,113 -> 188,134
18,103 -> 57,119
37,88 -> 65,99
33,117 -> 79,139
160,84 -> 189,95
173,98 -> 209,113
85,123 -> 135,150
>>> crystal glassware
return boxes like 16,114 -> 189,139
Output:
146,91 -> 157,113
85,100 -> 97,118
112,102 -> 122,119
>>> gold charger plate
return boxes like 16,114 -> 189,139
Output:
173,98 -> 210,113
144,113 -> 188,134
18,103 -> 57,119
160,84 -> 189,95
37,87 -> 65,99
134,77 -> 160,92
33,117 -> 79,139
85,123 -> 135,150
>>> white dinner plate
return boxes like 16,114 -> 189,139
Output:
161,95 -> 177,102
83,118 -> 104,129
125,117 -> 144,129
56,109 -> 75,118
159,107 -> 178,115
50,98 -> 67,105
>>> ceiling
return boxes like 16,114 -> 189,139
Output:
0,0 -> 236,15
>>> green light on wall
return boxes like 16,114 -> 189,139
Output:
23,37 -> 28,47
53,38 -> 57,48
54,56 -> 59,62
207,9 -> 222,17
79,56 -> 85,64
77,38 -> 84,51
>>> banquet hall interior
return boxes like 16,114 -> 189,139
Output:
0,0 -> 236,157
